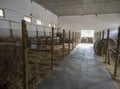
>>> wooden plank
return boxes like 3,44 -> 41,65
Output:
51,27 -> 54,70
62,29 -> 65,59
22,20 -> 28,89
114,26 -> 120,78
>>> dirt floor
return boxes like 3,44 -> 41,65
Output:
101,56 -> 120,89
0,42 -> 73,89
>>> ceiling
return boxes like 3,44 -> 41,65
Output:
32,0 -> 120,16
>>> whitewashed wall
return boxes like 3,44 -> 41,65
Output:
0,0 -> 58,37
0,0 -> 58,26
58,14 -> 120,32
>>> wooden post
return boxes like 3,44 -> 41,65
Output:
10,21 -> 13,38
75,32 -> 76,47
105,50 -> 108,63
107,29 -> 110,64
114,26 -> 120,78
62,30 -> 65,59
51,27 -> 54,70
76,32 -> 77,46
72,32 -> 74,50
100,32 -> 101,39
78,33 -> 79,44
36,26 -> 38,39
80,32 -> 81,43
76,33 -> 78,44
22,20 -> 28,89
68,31 -> 71,54
101,31 -> 104,56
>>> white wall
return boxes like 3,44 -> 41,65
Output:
0,0 -> 58,37
0,0 -> 58,26
59,14 -> 120,32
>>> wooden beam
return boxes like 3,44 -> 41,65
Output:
114,26 -> 120,78
22,20 -> 28,89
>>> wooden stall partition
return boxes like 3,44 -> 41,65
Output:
22,20 -> 28,89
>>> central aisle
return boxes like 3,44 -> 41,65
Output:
37,44 -> 118,89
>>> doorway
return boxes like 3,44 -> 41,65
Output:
80,30 -> 94,43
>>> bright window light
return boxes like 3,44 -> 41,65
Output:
49,23 -> 52,27
0,8 -> 4,17
53,24 -> 56,28
81,30 -> 94,37
24,16 -> 32,23
36,19 -> 42,25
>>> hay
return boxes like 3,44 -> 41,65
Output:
0,43 -> 68,89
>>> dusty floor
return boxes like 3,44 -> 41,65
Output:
37,44 -> 118,89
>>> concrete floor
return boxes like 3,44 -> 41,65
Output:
37,44 -> 118,89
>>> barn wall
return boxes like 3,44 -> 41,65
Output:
0,0 -> 58,26
0,0 -> 58,37
58,14 -> 120,32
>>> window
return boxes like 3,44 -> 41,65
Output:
49,23 -> 52,27
49,23 -> 56,28
53,24 -> 56,28
81,30 -> 94,37
24,16 -> 32,23
36,19 -> 42,25
0,8 -> 4,17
